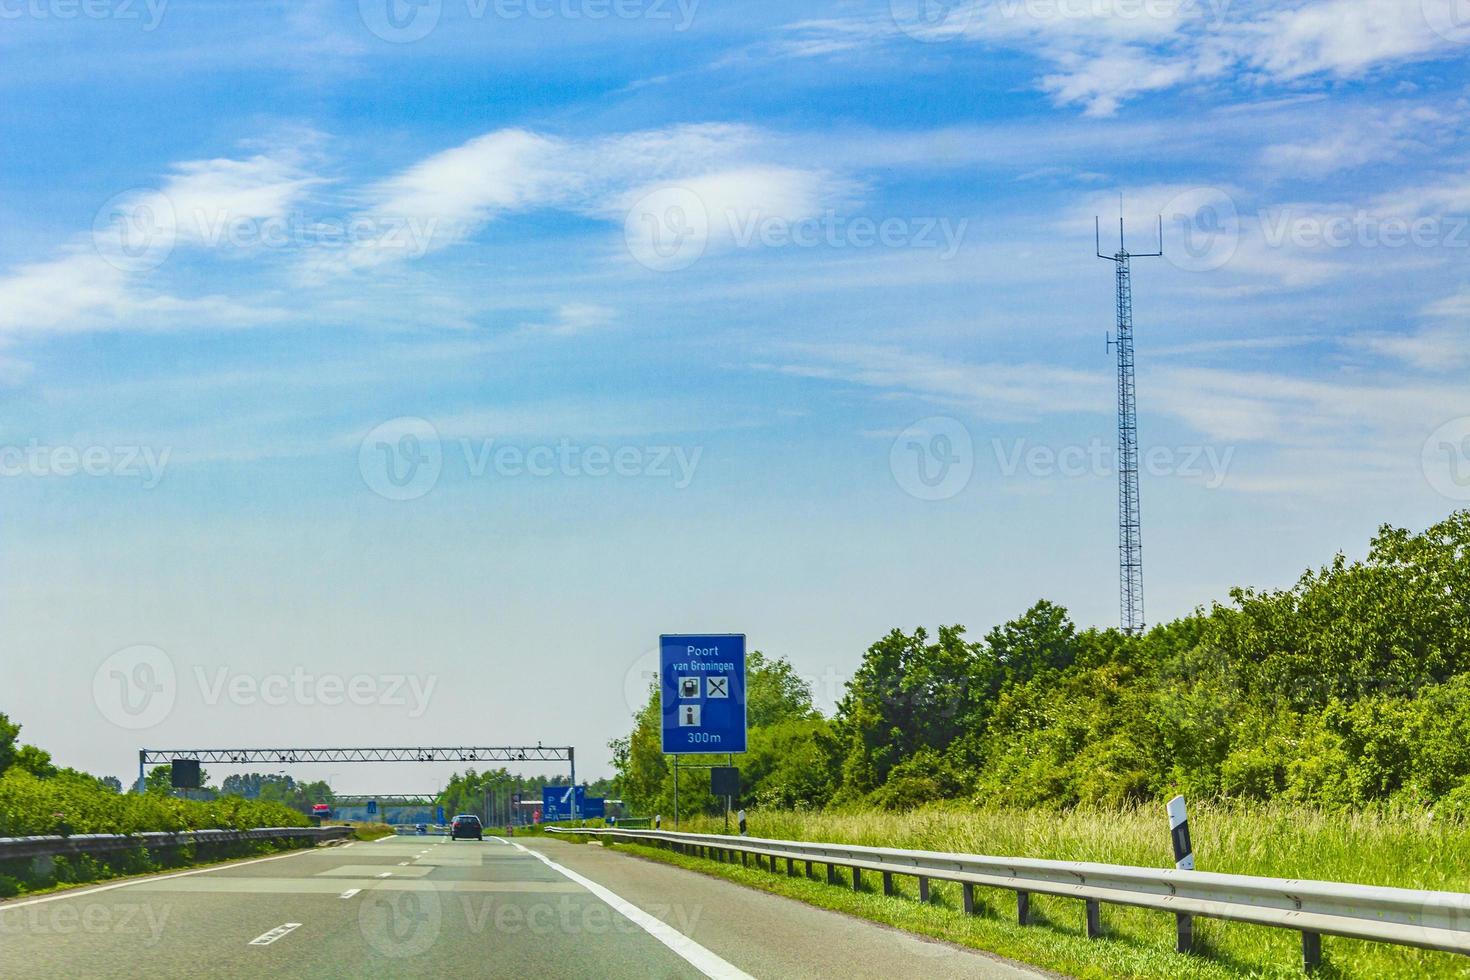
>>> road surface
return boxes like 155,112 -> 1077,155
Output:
0,834 -> 1049,978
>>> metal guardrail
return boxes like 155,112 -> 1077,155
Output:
549,827 -> 1470,972
0,826 -> 350,862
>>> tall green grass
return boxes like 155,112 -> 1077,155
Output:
657,804 -> 1470,978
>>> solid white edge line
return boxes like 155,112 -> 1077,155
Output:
497,837 -> 754,980
0,846 -> 321,911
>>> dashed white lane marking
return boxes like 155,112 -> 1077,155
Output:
248,923 -> 302,946
0,847 -> 320,912
375,872 -> 392,878
398,861 -> 411,866
499,838 -> 754,980
339,889 -> 361,899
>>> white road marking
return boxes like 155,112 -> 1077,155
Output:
341,842 -> 355,849
248,922 -> 302,946
0,847 -> 320,912
398,861 -> 411,866
339,889 -> 361,899
375,872 -> 392,878
499,838 -> 754,980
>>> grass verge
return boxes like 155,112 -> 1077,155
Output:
572,805 -> 1470,979
0,837 -> 318,900
325,822 -> 396,841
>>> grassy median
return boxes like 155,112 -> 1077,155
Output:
583,804 -> 1470,979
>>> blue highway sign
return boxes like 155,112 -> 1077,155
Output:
542,785 -> 603,820
661,633 -> 747,754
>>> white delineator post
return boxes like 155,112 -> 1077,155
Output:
1168,795 -> 1194,953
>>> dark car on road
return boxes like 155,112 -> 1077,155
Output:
450,814 -> 483,840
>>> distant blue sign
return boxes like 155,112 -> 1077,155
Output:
366,799 -> 377,815
436,805 -> 445,824
661,634 -> 747,754
542,785 -> 595,821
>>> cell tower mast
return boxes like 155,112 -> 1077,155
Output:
1097,212 -> 1161,635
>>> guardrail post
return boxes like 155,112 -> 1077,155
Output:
1176,913 -> 1193,953
1302,932 -> 1322,972
882,871 -> 894,896
786,857 -> 797,876
827,863 -> 838,885
1086,899 -> 1102,939
1017,891 -> 1030,925
851,867 -> 862,891
805,859 -> 814,878
918,876 -> 931,903
962,883 -> 976,915
740,850 -> 748,867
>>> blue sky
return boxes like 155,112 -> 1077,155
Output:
3,0 -> 1469,788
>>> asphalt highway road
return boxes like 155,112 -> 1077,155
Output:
0,835 -> 1049,979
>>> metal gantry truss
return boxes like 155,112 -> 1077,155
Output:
137,745 -> 578,818
1098,215 -> 1161,635
140,746 -> 572,765
332,794 -> 438,805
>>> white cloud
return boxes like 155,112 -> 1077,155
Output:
754,342 -> 1108,421
1355,325 -> 1470,372
773,0 -> 1468,115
